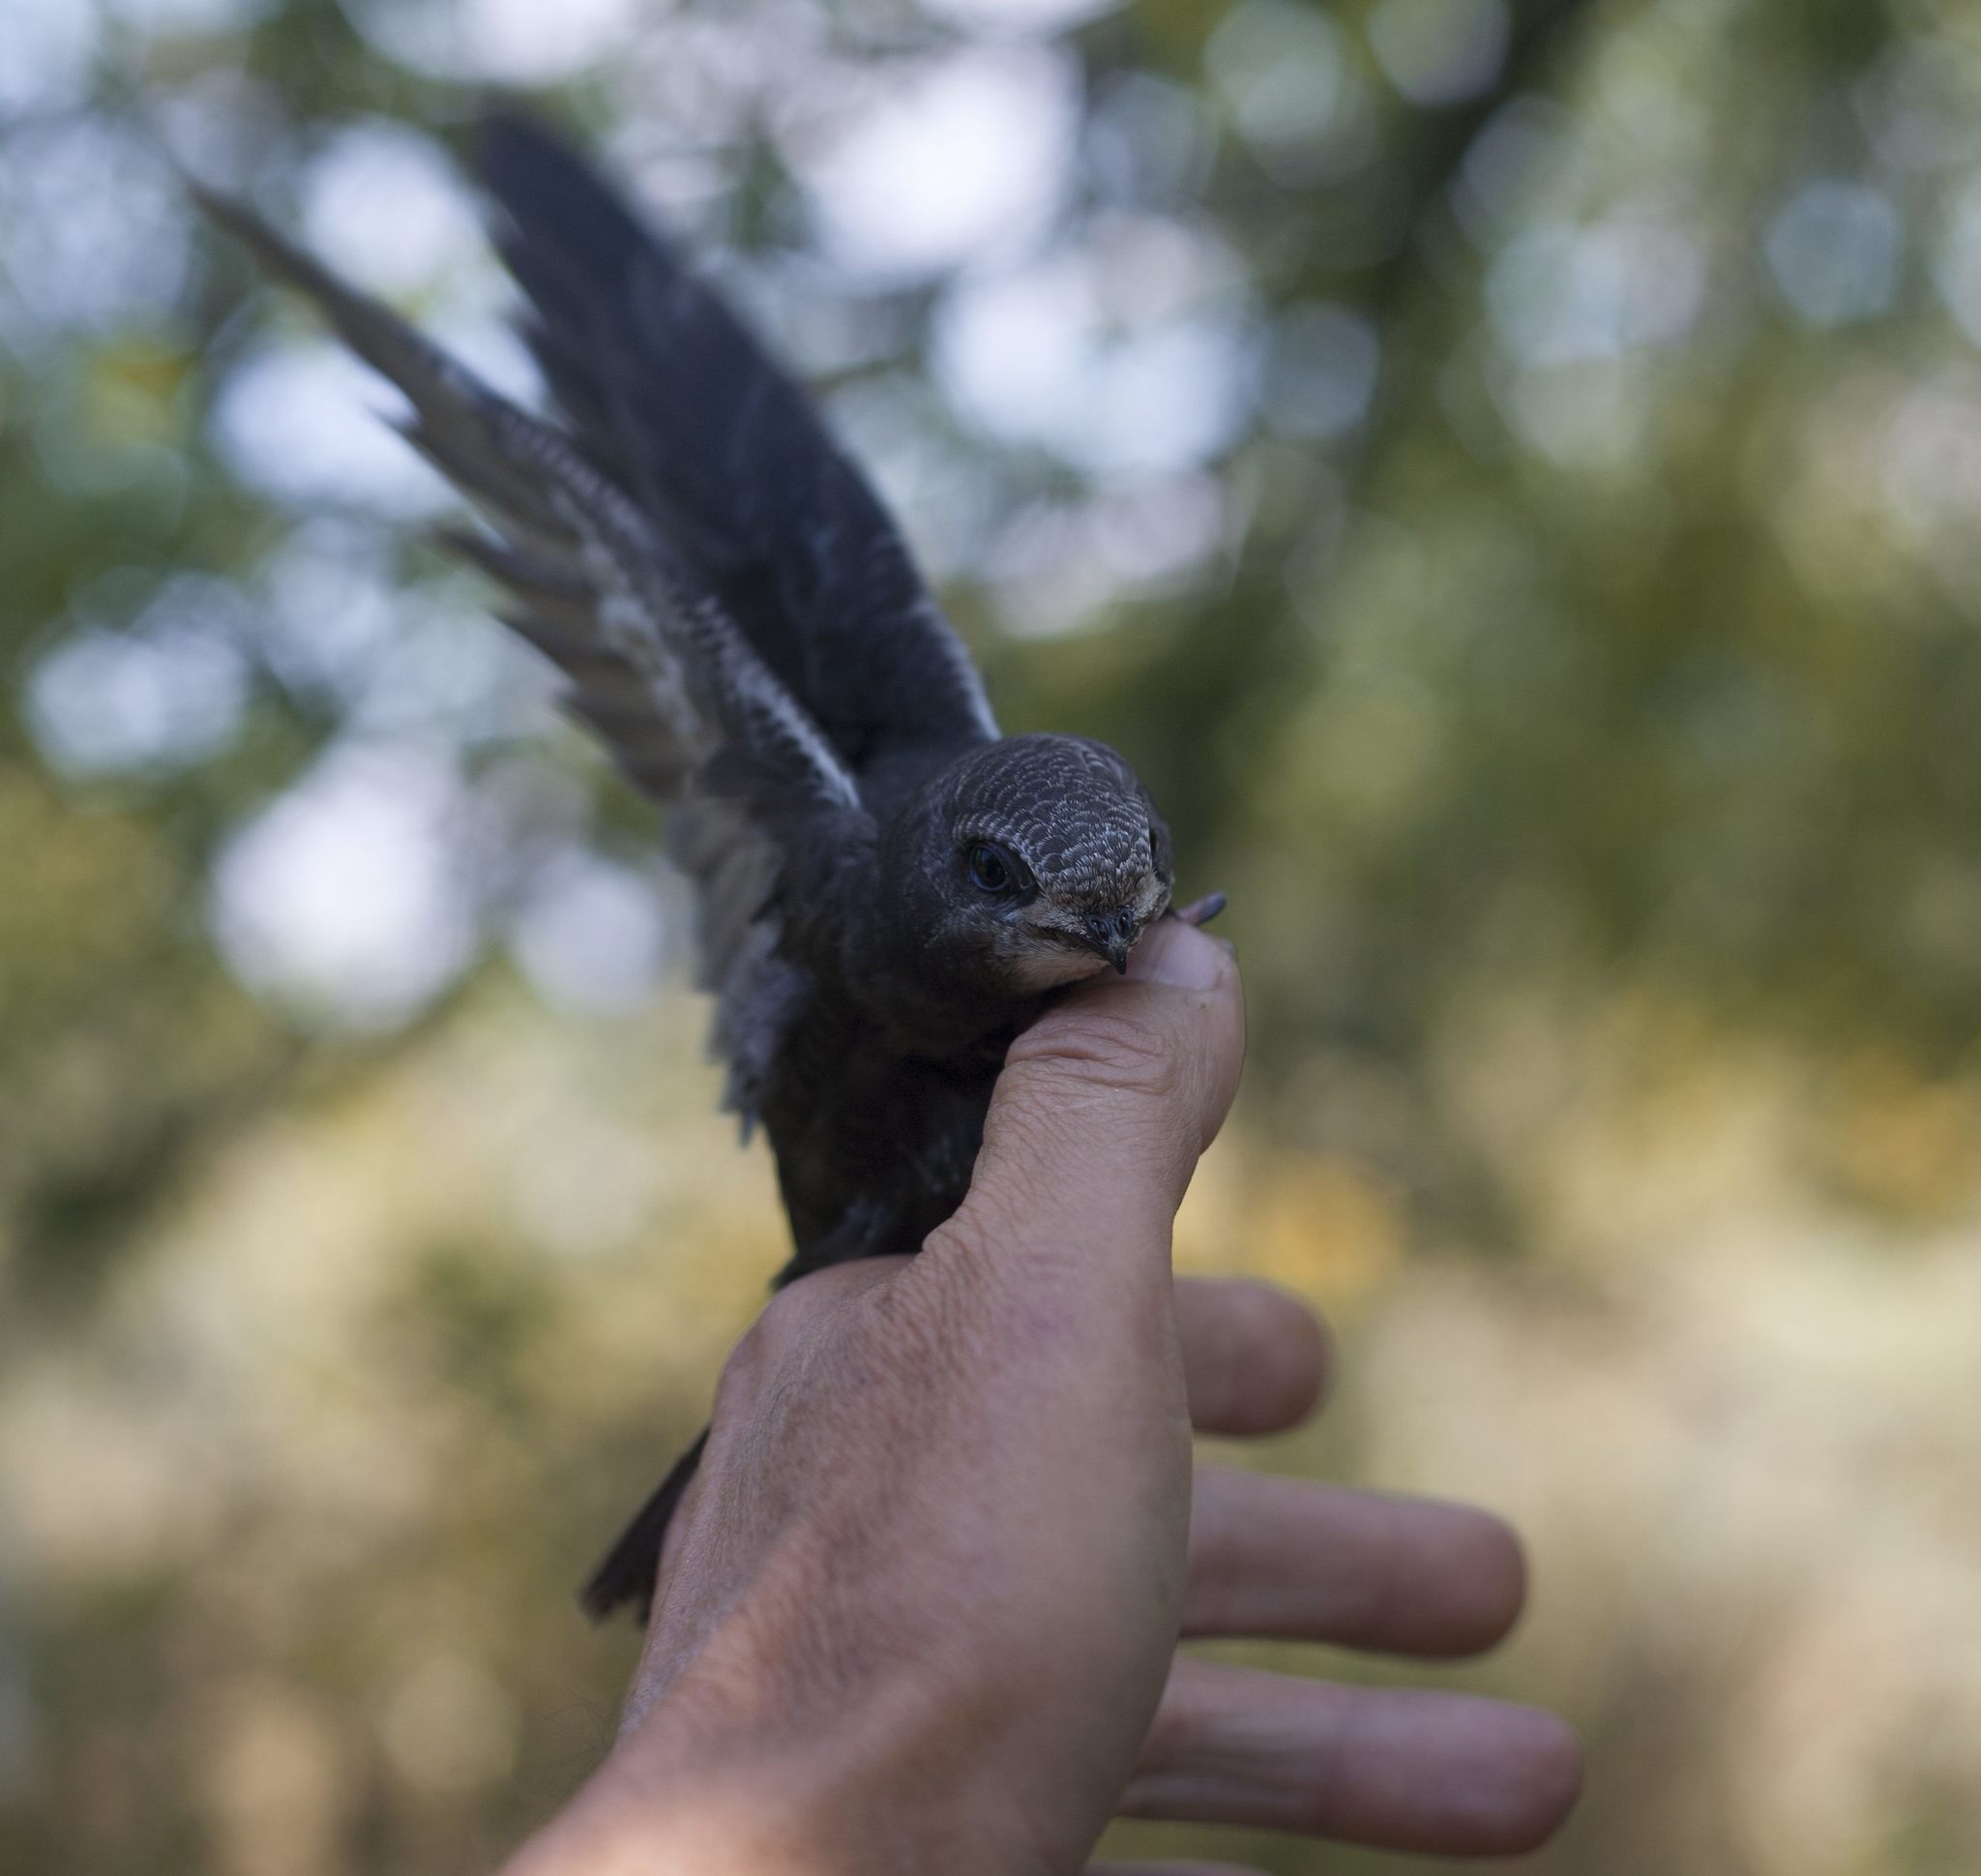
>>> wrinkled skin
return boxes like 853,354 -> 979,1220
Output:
505,924 -> 1582,1876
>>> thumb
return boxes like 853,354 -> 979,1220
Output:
939,919 -> 1246,1282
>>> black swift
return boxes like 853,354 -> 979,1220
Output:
199,116 -> 1223,1621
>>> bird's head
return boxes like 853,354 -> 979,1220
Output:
884,733 -> 1174,998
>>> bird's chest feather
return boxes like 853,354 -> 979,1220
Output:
755,984 -> 1019,1275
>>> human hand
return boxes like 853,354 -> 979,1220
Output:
505,921 -> 1580,1875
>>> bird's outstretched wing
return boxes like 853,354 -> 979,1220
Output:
476,113 -> 999,787
198,187 -> 864,1116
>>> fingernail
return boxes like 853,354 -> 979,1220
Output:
1134,919 -> 1227,990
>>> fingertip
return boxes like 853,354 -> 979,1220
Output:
1487,1706 -> 1585,1853
1127,1670 -> 1582,1857
1431,1508 -> 1530,1656
1130,918 -> 1231,991
1386,1693 -> 1582,1856
1248,1298 -> 1329,1433
1177,1279 -> 1332,1436
1267,1286 -> 1333,1424
986,927 -> 1246,1222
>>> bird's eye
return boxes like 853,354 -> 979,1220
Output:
967,842 -> 1015,893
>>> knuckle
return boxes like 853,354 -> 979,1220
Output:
715,1260 -> 932,1431
1005,1000 -> 1185,1108
748,1279 -> 818,1352
866,1269 -> 968,1387
916,1198 -> 1050,1327
712,1279 -> 834,1413
712,1312 -> 776,1416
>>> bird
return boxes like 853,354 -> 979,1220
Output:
197,114 -> 1225,1623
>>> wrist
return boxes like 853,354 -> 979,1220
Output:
507,1748 -> 1035,1876
500,1782 -> 863,1876
506,1653 -> 1057,1876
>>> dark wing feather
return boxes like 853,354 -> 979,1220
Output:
476,113 -> 998,788
199,188 -> 862,1117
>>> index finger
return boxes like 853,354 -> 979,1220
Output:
1175,1279 -> 1330,1436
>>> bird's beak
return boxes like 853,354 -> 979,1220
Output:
1082,908 -> 1138,974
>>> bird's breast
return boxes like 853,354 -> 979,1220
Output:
758,1010 -> 1003,1261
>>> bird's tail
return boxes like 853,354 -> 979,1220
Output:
579,1426 -> 711,1623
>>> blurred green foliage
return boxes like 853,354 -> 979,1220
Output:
6,0 -> 1981,1871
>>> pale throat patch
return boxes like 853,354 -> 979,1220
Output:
1000,946 -> 1114,993
994,871 -> 1172,992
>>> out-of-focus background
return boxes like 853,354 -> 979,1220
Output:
4,0 -> 1980,1869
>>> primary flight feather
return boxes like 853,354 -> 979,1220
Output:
200,114 -> 1218,1620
